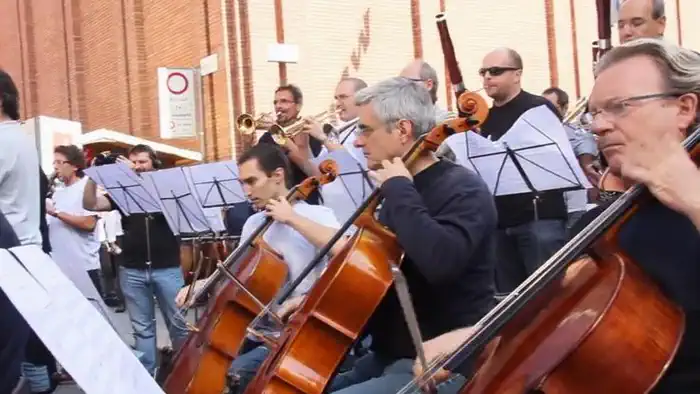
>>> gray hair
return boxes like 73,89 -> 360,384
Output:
339,77 -> 367,92
418,61 -> 439,103
595,38 -> 700,97
620,0 -> 665,19
652,0 -> 665,19
354,76 -> 436,139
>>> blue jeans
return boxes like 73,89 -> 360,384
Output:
119,266 -> 189,374
494,219 -> 567,293
227,348 -> 466,393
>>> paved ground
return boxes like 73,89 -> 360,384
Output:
54,303 -> 196,394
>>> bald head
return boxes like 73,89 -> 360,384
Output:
484,48 -> 523,70
399,59 -> 439,103
618,0 -> 666,44
480,48 -> 523,106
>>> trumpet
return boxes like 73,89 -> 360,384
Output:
235,112 -> 277,135
269,110 -> 337,145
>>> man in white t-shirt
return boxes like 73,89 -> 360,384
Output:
46,145 -> 105,311
176,142 -> 342,325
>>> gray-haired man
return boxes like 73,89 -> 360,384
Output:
226,76 -> 498,394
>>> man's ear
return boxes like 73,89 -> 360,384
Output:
272,167 -> 286,185
677,93 -> 699,131
396,119 -> 414,143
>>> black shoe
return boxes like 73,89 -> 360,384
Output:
103,294 -> 121,307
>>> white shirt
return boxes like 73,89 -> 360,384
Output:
240,201 -> 340,296
318,121 -> 373,224
96,210 -> 124,242
48,177 -> 101,271
0,121 -> 41,245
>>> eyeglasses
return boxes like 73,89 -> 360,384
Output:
478,67 -> 520,77
580,92 -> 681,125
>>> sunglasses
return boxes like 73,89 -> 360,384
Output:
478,66 -> 520,77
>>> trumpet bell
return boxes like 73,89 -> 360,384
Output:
236,114 -> 256,135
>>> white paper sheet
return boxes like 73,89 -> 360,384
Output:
141,168 -> 221,235
0,246 -> 164,394
183,161 -> 246,208
312,149 -> 375,224
446,105 -> 591,196
84,163 -> 161,215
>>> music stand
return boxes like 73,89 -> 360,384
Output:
182,160 -> 247,208
84,163 -> 162,215
312,149 -> 375,223
141,167 -> 222,236
85,163 -> 165,266
447,105 -> 591,221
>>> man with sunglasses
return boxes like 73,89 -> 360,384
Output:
478,48 -> 568,294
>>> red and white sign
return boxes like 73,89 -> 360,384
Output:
157,67 -> 199,139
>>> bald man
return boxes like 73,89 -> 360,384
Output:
617,0 -> 666,44
478,47 -> 568,294
399,59 -> 453,123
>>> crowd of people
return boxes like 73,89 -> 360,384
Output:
1,0 -> 699,393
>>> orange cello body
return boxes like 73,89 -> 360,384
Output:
247,209 -> 402,394
458,255 -> 683,394
245,105 -> 489,394
164,243 -> 288,394
164,160 -> 339,394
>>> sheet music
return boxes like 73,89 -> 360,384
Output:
141,168 -> 218,235
446,105 -> 591,196
84,163 -> 162,215
183,160 -> 246,208
312,149 -> 375,223
0,246 -> 163,394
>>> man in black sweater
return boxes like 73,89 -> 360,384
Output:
478,47 -> 568,293
226,77 -> 498,393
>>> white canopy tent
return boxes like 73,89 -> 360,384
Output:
77,128 -> 203,166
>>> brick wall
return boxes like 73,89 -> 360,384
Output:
1,0 -> 698,161
0,0 -> 231,161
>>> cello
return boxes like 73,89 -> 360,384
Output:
243,92 -> 489,394
397,141 -> 700,394
163,159 -> 338,394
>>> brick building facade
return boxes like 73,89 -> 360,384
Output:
1,0 -> 697,161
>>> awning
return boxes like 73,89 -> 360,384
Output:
77,129 -> 203,166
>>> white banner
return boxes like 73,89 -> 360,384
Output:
157,67 -> 200,139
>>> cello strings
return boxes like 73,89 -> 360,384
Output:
411,126 -> 700,389
397,183 -> 645,393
